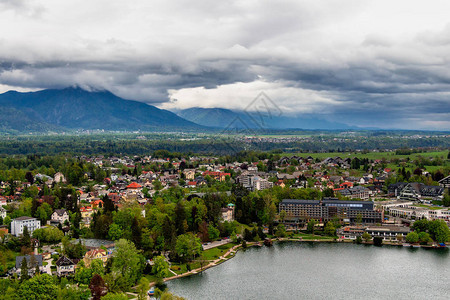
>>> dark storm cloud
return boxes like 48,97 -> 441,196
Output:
0,0 -> 449,129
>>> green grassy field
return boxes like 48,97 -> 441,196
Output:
202,243 -> 236,260
288,150 -> 448,161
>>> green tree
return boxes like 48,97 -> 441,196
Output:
207,224 -> 220,241
418,232 -> 431,245
21,226 -> 31,248
90,259 -> 104,277
275,224 -> 286,237
175,233 -> 202,262
307,219 -> 318,234
153,255 -> 169,279
405,232 -> 419,244
102,293 -> 128,300
362,232 -> 372,242
75,262 -> 93,285
107,224 -> 123,241
324,222 -> 336,236
16,274 -> 58,300
411,219 -> 429,233
137,277 -> 149,300
428,220 -> 450,243
111,239 -> 144,289
141,228 -> 154,253
20,257 -> 29,281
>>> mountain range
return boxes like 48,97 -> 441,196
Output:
0,87 -> 199,132
176,107 -> 352,130
0,87 -> 353,133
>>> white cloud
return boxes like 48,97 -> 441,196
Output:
0,0 -> 449,129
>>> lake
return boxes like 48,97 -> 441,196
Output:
166,242 -> 449,300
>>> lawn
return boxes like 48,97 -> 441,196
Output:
290,233 -> 335,240
202,243 -> 236,260
170,262 -> 202,274
413,204 -> 443,210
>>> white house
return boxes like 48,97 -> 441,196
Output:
50,209 -> 69,224
0,206 -> 6,219
55,256 -> 77,276
54,172 -> 66,183
11,216 -> 41,237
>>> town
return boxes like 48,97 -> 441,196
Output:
0,149 -> 449,299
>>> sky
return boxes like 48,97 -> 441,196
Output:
0,0 -> 449,130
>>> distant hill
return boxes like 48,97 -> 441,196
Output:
176,107 -> 353,130
0,87 -> 200,132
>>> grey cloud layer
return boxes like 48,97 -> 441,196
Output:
0,0 -> 449,129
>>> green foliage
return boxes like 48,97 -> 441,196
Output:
111,239 -> 144,289
137,277 -> 149,300
20,258 -> 29,281
324,222 -> 336,236
32,227 -> 64,243
275,224 -> 286,238
362,232 -> 372,242
64,241 -> 86,259
418,232 -> 431,244
101,293 -> 128,300
153,255 -> 169,279
16,274 -> 58,300
405,232 -> 419,244
75,263 -> 93,285
207,224 -> 220,241
307,219 -> 318,234
107,224 -> 123,241
175,233 -> 202,262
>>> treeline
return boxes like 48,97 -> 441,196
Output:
0,135 -> 448,155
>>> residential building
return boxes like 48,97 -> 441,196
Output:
83,248 -> 108,267
221,203 -> 235,222
15,255 -> 44,276
0,206 -> 6,219
50,209 -> 69,225
183,169 -> 196,180
339,186 -> 370,200
11,216 -> 41,237
54,172 -> 66,183
252,177 -> 273,191
55,256 -> 78,276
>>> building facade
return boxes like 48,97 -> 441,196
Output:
279,199 -> 382,225
11,216 -> 41,237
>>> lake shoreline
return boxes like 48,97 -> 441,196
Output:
152,237 -> 444,286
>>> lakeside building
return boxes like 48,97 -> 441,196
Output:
279,199 -> 382,225
11,216 -> 41,237
337,226 -> 410,241
381,200 -> 450,223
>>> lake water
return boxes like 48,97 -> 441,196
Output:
166,242 -> 450,300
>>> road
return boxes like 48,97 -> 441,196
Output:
202,239 -> 231,250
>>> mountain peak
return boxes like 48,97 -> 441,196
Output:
0,88 -> 200,132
